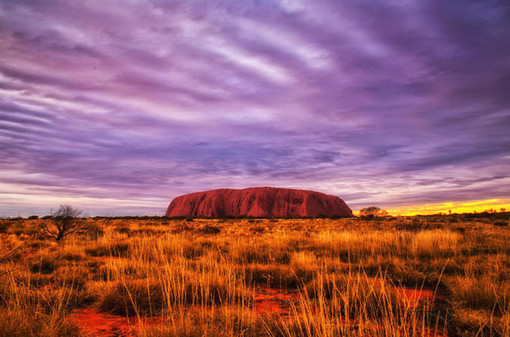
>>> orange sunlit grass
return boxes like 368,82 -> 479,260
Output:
2,216 -> 510,336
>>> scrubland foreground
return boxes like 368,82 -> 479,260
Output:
0,215 -> 509,337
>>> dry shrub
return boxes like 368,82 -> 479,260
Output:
171,223 -> 194,233
232,241 -> 291,265
250,226 -> 265,234
244,264 -> 300,288
29,254 -> 58,274
85,241 -> 130,257
95,259 -> 144,281
450,307 -> 509,337
0,221 -> 11,234
304,273 -> 405,320
114,224 -> 131,235
411,230 -> 459,258
290,251 -> 317,270
449,276 -> 510,315
98,277 -> 251,317
98,280 -> 164,316
142,308 -> 262,337
197,224 -> 221,235
83,222 -> 104,240
289,251 -> 318,283
0,310 -> 81,337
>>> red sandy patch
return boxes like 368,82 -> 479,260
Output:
70,308 -> 162,337
71,308 -> 132,337
396,287 -> 436,308
396,287 -> 448,337
253,286 -> 438,315
254,287 -> 299,315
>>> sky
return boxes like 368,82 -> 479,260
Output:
1,0 -> 510,217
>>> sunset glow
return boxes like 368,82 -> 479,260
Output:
384,199 -> 510,216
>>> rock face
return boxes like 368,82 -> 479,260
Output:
165,187 -> 352,218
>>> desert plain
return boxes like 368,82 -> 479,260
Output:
0,213 -> 509,337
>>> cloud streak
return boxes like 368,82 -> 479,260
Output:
0,0 -> 509,216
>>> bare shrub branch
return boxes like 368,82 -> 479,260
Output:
38,205 -> 84,242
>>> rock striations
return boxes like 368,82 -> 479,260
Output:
165,187 -> 352,218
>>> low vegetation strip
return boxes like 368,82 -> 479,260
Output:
0,214 -> 509,336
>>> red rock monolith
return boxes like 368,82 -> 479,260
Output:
165,187 -> 352,218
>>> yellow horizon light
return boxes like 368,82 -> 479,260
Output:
356,198 -> 510,216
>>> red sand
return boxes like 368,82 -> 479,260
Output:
70,308 -> 162,337
71,308 -> 132,337
396,287 -> 436,308
254,287 -> 299,315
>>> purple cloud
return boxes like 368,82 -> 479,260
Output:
0,0 -> 509,216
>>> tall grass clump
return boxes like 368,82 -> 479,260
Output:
271,271 -> 443,337
0,271 -> 82,337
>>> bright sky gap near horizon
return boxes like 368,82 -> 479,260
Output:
1,1 -> 509,217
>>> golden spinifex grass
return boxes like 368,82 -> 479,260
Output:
0,215 -> 509,336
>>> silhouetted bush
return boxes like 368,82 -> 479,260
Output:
38,205 -> 84,242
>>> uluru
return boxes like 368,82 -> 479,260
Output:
165,187 -> 353,218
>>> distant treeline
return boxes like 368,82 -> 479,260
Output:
3,212 -> 509,221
